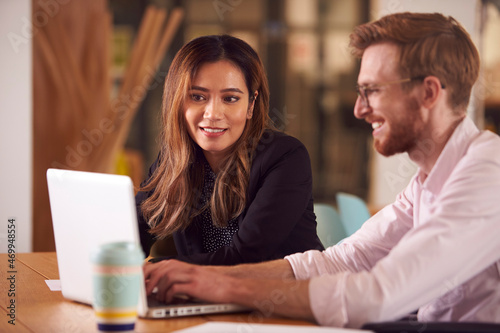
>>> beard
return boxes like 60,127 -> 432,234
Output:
374,97 -> 423,157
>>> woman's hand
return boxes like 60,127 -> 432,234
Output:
143,259 -> 237,304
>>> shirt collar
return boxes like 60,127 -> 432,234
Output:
416,116 -> 480,194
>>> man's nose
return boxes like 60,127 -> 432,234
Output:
353,96 -> 370,119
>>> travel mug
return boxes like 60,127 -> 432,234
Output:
91,241 -> 144,332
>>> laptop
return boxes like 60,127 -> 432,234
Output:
46,168 -> 249,318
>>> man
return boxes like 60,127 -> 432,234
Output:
143,12 -> 500,328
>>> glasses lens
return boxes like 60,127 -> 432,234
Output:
356,86 -> 368,106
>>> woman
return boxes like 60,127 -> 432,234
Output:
136,35 -> 324,265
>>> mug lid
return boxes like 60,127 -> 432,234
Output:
90,241 -> 144,266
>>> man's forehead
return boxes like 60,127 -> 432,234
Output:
358,42 -> 400,84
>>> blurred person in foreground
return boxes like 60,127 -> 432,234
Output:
143,13 -> 500,327
135,34 -> 324,266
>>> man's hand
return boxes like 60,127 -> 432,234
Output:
142,259 -> 315,322
143,259 -> 238,304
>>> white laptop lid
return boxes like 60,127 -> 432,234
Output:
46,168 -> 148,316
47,168 -> 249,319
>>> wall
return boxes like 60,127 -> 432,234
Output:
0,0 -> 33,252
368,0 -> 482,209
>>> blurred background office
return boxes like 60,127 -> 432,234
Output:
2,0 -> 500,252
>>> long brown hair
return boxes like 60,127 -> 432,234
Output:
349,12 -> 480,112
140,35 -> 273,238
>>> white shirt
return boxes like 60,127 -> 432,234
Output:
286,117 -> 500,328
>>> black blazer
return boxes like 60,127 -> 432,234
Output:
135,130 -> 324,265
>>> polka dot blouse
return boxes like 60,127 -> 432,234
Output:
200,162 -> 239,253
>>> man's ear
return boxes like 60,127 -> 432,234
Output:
247,91 -> 258,119
421,76 -> 443,109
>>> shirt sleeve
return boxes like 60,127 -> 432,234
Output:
286,179 -> 416,279
287,149 -> 500,327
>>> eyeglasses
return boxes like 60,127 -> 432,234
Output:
356,76 -> 427,108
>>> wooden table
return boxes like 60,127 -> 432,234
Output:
0,252 -> 317,332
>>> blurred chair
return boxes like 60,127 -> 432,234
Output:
336,192 -> 371,236
314,203 -> 347,248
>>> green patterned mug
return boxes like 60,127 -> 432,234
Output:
91,242 -> 144,332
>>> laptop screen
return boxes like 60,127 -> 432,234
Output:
46,169 -> 144,311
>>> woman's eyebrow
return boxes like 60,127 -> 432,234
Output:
220,88 -> 244,94
190,85 -> 209,92
189,86 -> 244,94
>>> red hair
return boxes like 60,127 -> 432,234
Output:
350,12 -> 480,111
